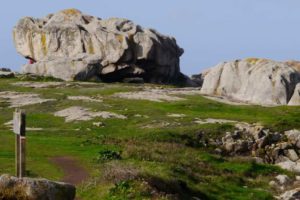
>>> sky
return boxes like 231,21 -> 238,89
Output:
1,0 -> 300,75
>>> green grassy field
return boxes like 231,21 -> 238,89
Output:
0,77 -> 299,200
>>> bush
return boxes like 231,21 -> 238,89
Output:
96,150 -> 122,162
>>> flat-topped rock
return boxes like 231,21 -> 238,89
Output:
13,9 -> 190,84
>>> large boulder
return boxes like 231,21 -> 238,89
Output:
13,9 -> 188,84
0,174 -> 76,200
199,58 -> 300,106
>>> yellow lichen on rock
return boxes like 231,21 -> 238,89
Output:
41,33 -> 47,55
245,58 -> 260,65
245,58 -> 269,65
116,34 -> 124,43
61,9 -> 81,16
87,38 -> 95,54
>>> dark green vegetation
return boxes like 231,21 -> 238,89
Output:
0,77 -> 299,200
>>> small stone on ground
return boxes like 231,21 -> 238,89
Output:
194,118 -> 237,124
67,96 -> 102,103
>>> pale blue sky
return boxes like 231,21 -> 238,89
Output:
1,0 -> 300,75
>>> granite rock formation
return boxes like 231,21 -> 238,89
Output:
13,9 -> 188,84
199,58 -> 300,106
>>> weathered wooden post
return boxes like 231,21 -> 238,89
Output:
13,109 -> 26,178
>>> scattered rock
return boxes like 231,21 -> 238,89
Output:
13,9 -> 191,85
194,118 -> 237,125
199,58 -> 300,106
270,174 -> 292,191
285,130 -> 300,149
279,188 -> 300,200
67,96 -> 103,103
286,149 -> 299,162
167,113 -> 186,118
114,88 -> 201,102
134,114 -> 149,118
275,175 -> 292,186
54,106 -> 126,122
12,81 -> 65,88
0,91 -> 55,108
0,174 -> 75,200
276,161 -> 300,173
216,123 -> 300,171
93,122 -> 104,127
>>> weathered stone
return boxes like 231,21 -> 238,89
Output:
275,156 -> 291,164
286,149 -> 299,162
279,188 -> 300,200
199,58 -> 300,106
13,9 -> 190,84
0,174 -> 76,200
275,174 -> 291,186
285,130 -> 300,148
278,142 -> 292,150
276,161 -> 300,173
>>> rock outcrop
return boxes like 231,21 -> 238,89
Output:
13,9 -> 188,84
199,58 -> 300,106
0,174 -> 76,200
0,68 -> 14,78
216,124 -> 300,173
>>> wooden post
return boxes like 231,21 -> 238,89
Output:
13,109 -> 26,178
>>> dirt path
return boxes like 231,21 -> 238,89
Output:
50,156 -> 89,200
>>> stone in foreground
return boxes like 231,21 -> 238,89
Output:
0,174 -> 76,200
199,58 -> 300,106
13,9 -> 189,85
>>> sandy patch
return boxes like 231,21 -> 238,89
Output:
54,106 -> 127,122
67,96 -> 103,103
114,88 -> 202,102
194,118 -> 237,125
0,91 -> 55,108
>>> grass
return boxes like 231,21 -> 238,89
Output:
0,77 -> 299,199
